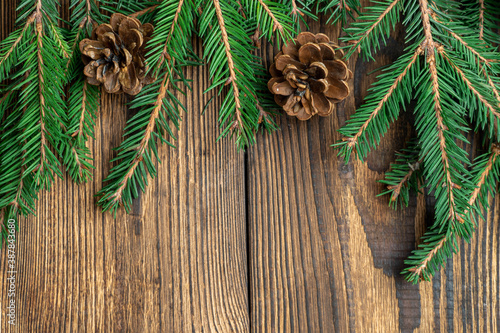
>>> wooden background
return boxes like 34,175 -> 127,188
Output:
1,0 -> 499,332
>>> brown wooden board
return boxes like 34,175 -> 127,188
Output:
0,0 -> 499,332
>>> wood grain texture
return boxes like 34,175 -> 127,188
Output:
0,0 -> 499,332
0,1 -> 248,332
248,13 -> 500,333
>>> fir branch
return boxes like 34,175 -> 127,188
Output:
0,15 -> 34,82
12,0 -> 68,191
342,0 -> 403,59
417,0 -> 469,225
98,66 -> 176,213
404,144 -> 500,282
336,0 -> 498,282
197,0 -> 264,149
61,0 -> 103,184
379,140 -> 424,208
98,0 -> 195,213
337,45 -> 422,160
439,48 -> 500,129
317,0 -> 360,25
405,231 -> 455,282
63,78 -> 99,183
146,0 -> 191,76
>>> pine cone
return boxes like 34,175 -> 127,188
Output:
79,13 -> 155,95
268,32 -> 351,120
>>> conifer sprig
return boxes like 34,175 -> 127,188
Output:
341,0 -> 402,59
404,143 -> 500,283
0,0 -> 69,238
316,0 -> 360,25
97,0 -> 195,214
241,0 -> 296,46
197,0 -> 265,149
62,0 -> 103,184
379,140 -> 424,209
336,0 -> 500,282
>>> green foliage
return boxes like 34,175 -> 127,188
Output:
378,139 -> 423,209
0,1 -> 497,286
63,79 -> 100,183
336,0 -> 500,283
197,0 -> 267,149
97,0 -> 196,214
341,0 -> 403,60
0,0 -> 69,244
61,0 -> 103,183
241,0 -> 297,46
317,0 -> 360,25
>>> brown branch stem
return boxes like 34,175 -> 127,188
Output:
130,5 -> 159,18
213,0 -> 243,128
291,0 -> 300,16
257,0 -> 285,34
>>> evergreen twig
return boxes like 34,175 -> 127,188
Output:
336,0 -> 500,282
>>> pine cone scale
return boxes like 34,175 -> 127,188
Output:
269,32 -> 351,120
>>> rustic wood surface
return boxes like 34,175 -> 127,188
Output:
1,0 -> 499,332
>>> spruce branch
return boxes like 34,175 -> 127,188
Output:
404,143 -> 500,282
316,0 -> 360,25
241,0 -> 297,45
335,44 -> 422,161
61,0 -> 103,183
336,0 -> 500,282
98,64 -> 180,214
0,0 -> 69,243
379,140 -> 424,208
197,0 -> 265,149
13,0 -> 69,191
341,0 -> 403,59
0,17 -> 34,82
63,79 -> 99,183
98,0 -> 195,213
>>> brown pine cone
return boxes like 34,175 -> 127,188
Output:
79,13 -> 155,95
268,32 -> 351,120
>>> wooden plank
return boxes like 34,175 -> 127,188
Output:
0,1 -> 248,332
249,10 -> 500,333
